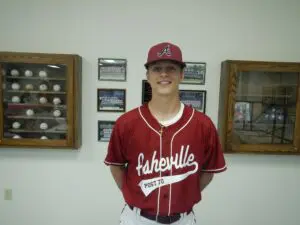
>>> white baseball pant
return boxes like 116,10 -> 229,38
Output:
119,204 -> 197,225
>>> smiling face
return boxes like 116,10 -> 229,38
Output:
146,60 -> 184,98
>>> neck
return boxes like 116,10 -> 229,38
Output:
148,94 -> 181,122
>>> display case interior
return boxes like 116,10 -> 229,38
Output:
0,52 -> 81,149
218,60 -> 300,154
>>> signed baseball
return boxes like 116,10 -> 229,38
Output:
10,69 -> 19,76
53,97 -> 61,105
39,97 -> 48,104
53,84 -> 61,92
39,70 -> 47,78
39,84 -> 48,91
24,70 -> 33,77
40,122 -> 48,130
53,109 -> 61,117
11,83 -> 20,90
12,96 -> 20,103
12,121 -> 21,129
26,109 -> 34,116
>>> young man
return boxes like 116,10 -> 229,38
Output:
104,42 -> 227,225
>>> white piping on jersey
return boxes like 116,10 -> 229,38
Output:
168,108 -> 195,216
104,160 -> 126,166
138,106 -> 162,221
201,165 -> 227,172
138,106 -> 196,217
138,107 -> 160,136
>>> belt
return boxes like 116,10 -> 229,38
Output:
128,205 -> 192,224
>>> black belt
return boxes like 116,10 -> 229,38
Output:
128,205 -> 192,224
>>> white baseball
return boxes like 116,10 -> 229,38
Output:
40,136 -> 48,139
40,122 -> 48,130
24,70 -> 33,77
53,109 -> 61,117
12,96 -> 20,103
39,70 -> 47,77
39,97 -> 48,104
25,84 -> 34,90
26,109 -> 34,116
12,121 -> 21,129
53,97 -> 61,105
12,134 -> 21,139
39,84 -> 48,91
53,84 -> 61,92
10,69 -> 19,76
11,83 -> 20,90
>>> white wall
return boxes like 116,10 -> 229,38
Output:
0,0 -> 300,225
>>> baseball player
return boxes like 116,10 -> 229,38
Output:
104,42 -> 227,225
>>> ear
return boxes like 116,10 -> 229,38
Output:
179,70 -> 184,82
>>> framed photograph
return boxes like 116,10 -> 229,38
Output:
142,80 -> 152,104
97,88 -> 126,112
234,101 -> 252,123
98,58 -> 127,81
182,62 -> 206,85
179,90 -> 206,113
98,120 -> 115,142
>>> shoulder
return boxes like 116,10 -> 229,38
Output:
114,105 -> 144,129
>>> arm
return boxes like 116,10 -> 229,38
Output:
200,172 -> 214,192
110,165 -> 126,190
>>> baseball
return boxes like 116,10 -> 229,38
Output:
39,97 -> 48,104
53,84 -> 61,92
12,134 -> 21,139
24,70 -> 33,77
25,84 -> 34,90
40,122 -> 48,130
40,136 -> 48,139
39,84 -> 48,91
12,121 -> 21,129
26,109 -> 34,116
11,82 -> 20,90
10,69 -> 19,76
12,96 -> 20,103
53,97 -> 61,105
39,70 -> 47,78
53,109 -> 61,117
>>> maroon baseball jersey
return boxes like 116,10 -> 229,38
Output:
104,103 -> 227,216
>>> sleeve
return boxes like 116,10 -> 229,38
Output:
104,121 -> 127,166
201,119 -> 227,173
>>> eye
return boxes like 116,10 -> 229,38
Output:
152,66 -> 162,73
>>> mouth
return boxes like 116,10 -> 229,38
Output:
157,80 -> 172,85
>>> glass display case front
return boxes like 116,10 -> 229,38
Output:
1,63 -> 68,141
233,71 -> 297,145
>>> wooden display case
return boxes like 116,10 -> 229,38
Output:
0,52 -> 81,149
218,60 -> 300,154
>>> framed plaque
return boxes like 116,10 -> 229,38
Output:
179,90 -> 206,113
98,58 -> 127,81
182,62 -> 206,85
98,120 -> 115,142
97,88 -> 126,112
142,80 -> 152,104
